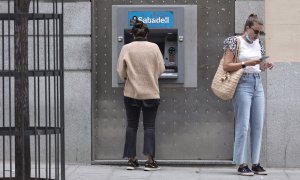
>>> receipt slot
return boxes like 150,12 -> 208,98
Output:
112,5 -> 197,87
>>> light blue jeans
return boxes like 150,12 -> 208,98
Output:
233,73 -> 265,165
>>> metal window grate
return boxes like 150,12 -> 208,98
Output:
1,0 -> 64,180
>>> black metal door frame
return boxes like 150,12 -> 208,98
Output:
0,0 -> 65,179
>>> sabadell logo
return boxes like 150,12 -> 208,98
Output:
137,16 -> 170,24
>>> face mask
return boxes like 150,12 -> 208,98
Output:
245,34 -> 253,44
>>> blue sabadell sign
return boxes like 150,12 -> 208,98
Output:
128,11 -> 174,29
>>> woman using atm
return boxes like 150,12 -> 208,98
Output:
117,17 -> 165,171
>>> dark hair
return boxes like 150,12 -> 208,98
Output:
130,16 -> 149,37
244,13 -> 264,32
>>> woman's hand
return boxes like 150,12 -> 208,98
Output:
260,61 -> 274,71
265,61 -> 274,70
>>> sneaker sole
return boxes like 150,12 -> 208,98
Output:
144,167 -> 160,171
238,172 -> 254,176
254,171 -> 267,175
126,166 -> 136,170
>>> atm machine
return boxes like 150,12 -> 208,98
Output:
113,6 -> 185,84
124,28 -> 180,79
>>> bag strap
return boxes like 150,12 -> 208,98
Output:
233,36 -> 241,63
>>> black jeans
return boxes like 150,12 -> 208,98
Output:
123,96 -> 160,158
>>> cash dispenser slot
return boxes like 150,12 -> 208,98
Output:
161,66 -> 178,79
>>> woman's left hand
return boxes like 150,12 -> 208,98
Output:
260,61 -> 274,71
265,61 -> 274,70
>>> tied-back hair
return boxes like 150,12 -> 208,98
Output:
130,16 -> 149,38
244,13 -> 264,32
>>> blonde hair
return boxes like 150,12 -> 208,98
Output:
244,14 -> 264,32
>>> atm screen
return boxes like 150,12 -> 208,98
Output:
123,29 -> 177,57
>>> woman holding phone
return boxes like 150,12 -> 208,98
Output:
223,14 -> 273,176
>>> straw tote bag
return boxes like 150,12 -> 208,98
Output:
211,37 -> 243,100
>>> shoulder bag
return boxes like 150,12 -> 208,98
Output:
211,37 -> 243,100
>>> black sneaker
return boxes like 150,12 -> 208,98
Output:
237,165 -> 254,176
144,160 -> 160,171
252,163 -> 267,175
126,159 -> 139,170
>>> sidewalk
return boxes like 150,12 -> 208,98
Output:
66,164 -> 300,180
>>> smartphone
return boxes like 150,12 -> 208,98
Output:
259,56 -> 269,61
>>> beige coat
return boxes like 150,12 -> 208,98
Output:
117,40 -> 165,99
